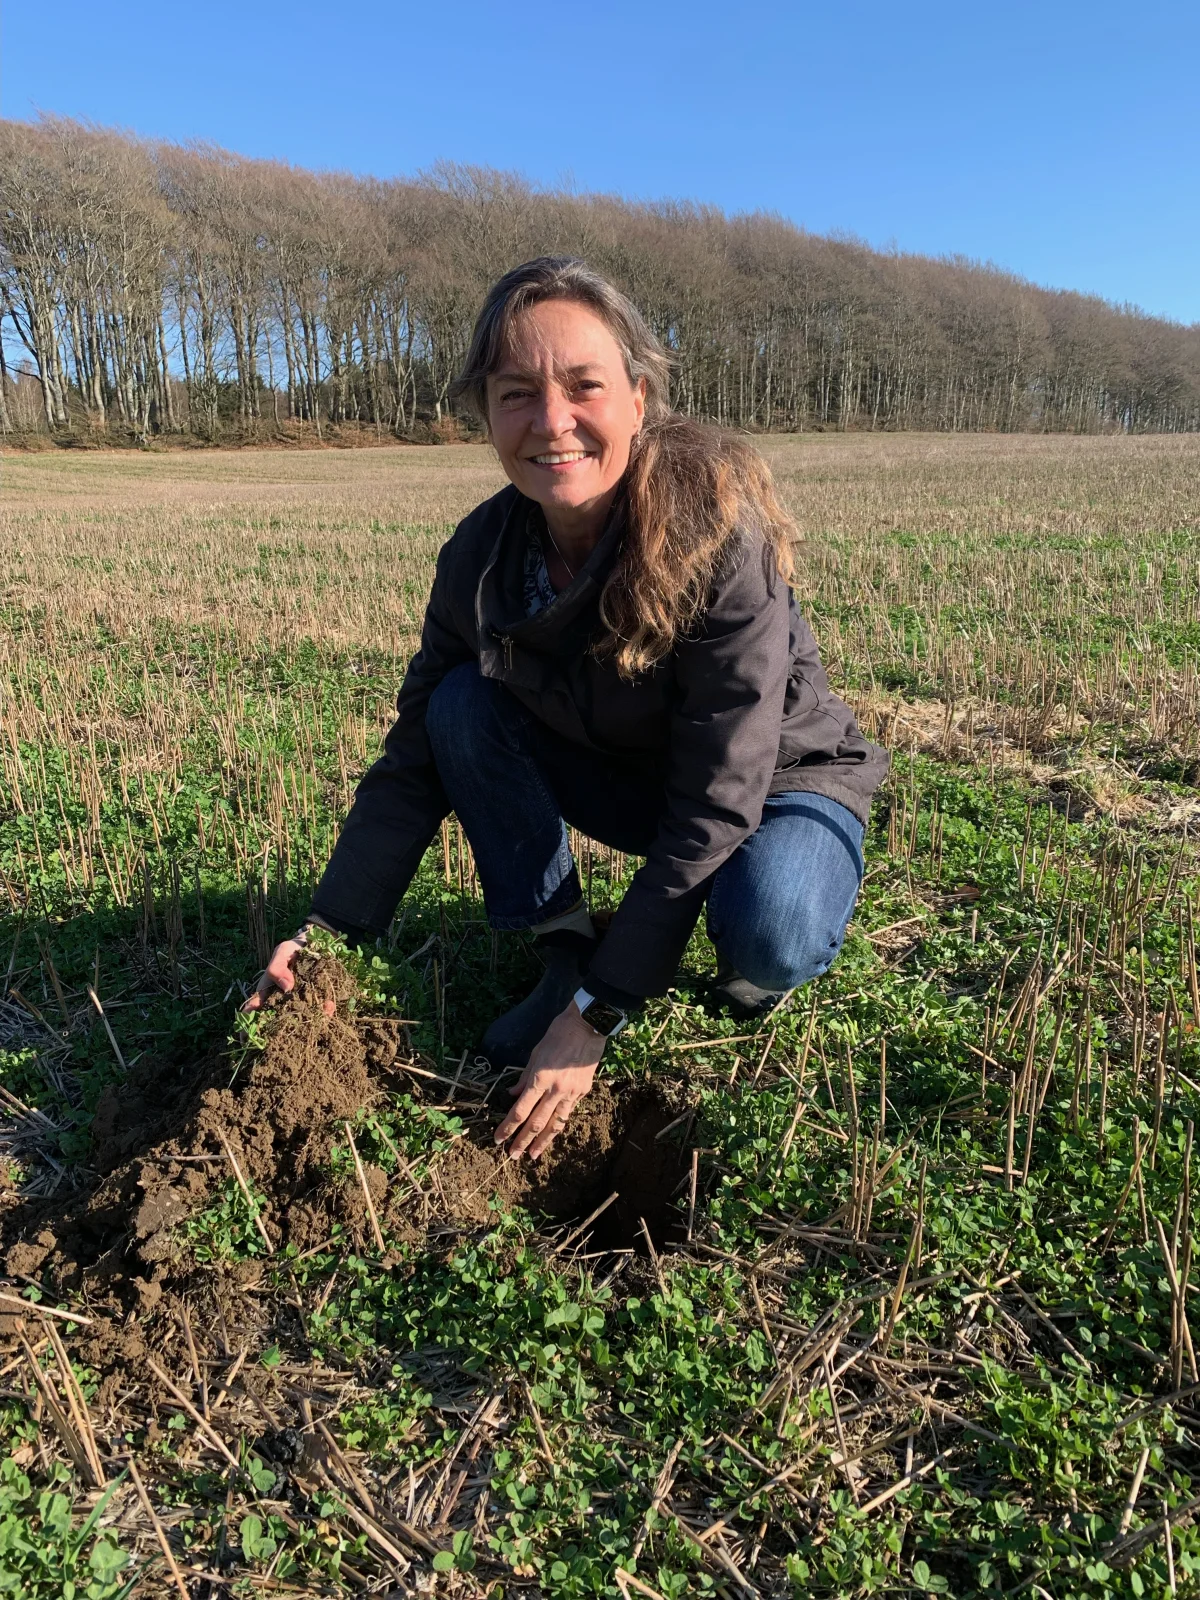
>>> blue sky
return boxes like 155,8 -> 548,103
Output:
5,0 -> 1198,324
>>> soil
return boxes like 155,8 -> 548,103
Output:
435,1081 -> 691,1247
0,953 -> 693,1375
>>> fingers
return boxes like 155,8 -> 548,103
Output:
503,1089 -> 576,1160
494,1047 -> 599,1158
494,1079 -> 546,1146
495,1067 -> 588,1158
506,1063 -> 535,1101
266,946 -> 299,993
238,939 -> 303,1015
239,970 -> 275,1015
524,1098 -> 576,1160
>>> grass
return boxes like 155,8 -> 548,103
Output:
2,433 -> 1200,1596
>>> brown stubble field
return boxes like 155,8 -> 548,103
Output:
3,433 -> 1198,842
3,432 -> 1200,1596
4,432 -> 1198,649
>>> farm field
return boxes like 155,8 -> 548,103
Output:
1,433 -> 1200,1597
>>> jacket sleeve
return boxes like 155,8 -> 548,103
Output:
310,537 -> 474,940
585,535 -> 790,1004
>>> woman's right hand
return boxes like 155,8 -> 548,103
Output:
241,936 -> 309,1013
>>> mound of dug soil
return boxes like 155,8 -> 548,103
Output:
4,955 -> 374,1313
2,954 -> 693,1360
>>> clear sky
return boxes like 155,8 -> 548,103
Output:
4,0 -> 1197,325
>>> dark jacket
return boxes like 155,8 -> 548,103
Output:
311,484 -> 888,1003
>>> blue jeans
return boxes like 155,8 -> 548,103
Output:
425,663 -> 863,991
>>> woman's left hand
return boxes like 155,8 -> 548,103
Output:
494,1003 -> 604,1159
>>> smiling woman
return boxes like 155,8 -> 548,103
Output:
479,298 -> 647,555
247,257 -> 889,1158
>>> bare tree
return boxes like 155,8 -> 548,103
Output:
2,114 -> 1196,441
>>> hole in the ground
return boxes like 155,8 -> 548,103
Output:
513,1087 -> 693,1254
435,1083 -> 692,1253
580,1098 -> 693,1254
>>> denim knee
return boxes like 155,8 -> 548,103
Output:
707,793 -> 863,992
426,662 -> 509,762
714,906 -> 847,992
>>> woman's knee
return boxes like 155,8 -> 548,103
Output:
709,795 -> 863,990
426,663 -> 505,757
714,903 -> 847,991
709,859 -> 859,990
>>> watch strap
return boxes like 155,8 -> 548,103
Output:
573,986 -> 627,1038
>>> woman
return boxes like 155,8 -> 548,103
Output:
249,258 -> 888,1161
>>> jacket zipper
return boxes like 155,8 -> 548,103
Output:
499,634 -> 513,671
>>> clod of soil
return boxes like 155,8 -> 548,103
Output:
3,953 -> 374,1313
1,954 -> 693,1369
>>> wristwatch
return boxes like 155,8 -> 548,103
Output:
573,987 -> 628,1039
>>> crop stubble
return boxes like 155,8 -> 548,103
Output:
2,434 -> 1200,1596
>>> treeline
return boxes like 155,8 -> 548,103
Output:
2,114 -> 1198,442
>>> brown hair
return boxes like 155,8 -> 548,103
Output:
453,257 -> 797,678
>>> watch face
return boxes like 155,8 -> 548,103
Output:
581,998 -> 626,1036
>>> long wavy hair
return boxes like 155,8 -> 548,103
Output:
452,257 -> 798,679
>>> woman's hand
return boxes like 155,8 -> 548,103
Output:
241,937 -> 308,1013
241,932 -> 335,1017
494,1002 -> 604,1159
242,917 -> 342,1015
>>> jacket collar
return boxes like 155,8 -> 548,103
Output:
476,487 -> 626,659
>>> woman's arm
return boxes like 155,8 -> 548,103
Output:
585,534 -> 791,1005
244,537 -> 475,1010
308,536 -> 475,939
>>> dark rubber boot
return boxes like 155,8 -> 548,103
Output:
480,939 -> 592,1069
708,960 -> 789,1022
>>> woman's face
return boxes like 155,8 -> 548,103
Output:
486,299 -> 646,524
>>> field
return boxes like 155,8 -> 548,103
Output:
2,432 -> 1200,1599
